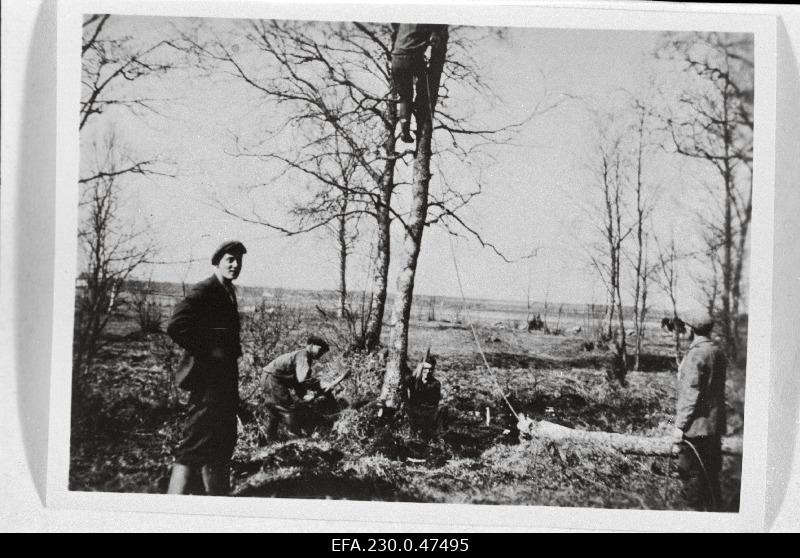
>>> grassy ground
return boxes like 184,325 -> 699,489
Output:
69,308 -> 744,510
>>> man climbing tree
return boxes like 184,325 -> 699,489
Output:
380,25 -> 449,416
391,23 -> 450,143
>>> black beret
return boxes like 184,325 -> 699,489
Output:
306,335 -> 330,353
211,240 -> 247,265
423,354 -> 437,367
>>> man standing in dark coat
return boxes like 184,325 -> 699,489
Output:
391,23 -> 449,143
166,240 -> 247,495
671,316 -> 728,511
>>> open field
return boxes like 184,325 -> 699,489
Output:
70,289 -> 745,510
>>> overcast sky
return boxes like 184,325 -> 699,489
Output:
80,16 -> 751,315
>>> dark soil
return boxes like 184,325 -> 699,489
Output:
69,311 -> 744,510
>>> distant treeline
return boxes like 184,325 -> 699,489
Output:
108,278 -> 693,321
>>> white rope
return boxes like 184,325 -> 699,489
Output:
448,234 -> 519,420
423,52 -> 517,420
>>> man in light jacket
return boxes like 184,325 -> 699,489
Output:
671,315 -> 728,511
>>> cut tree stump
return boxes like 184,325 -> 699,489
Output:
519,419 -> 743,456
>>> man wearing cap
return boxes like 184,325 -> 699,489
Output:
671,316 -> 728,511
260,336 -> 331,440
165,240 -> 247,495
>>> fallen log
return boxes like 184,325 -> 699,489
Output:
518,418 -> 743,456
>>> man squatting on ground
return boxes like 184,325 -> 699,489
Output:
671,316 -> 728,511
260,336 -> 332,441
165,241 -> 247,495
391,23 -> 449,143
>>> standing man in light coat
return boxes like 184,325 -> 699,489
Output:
671,315 -> 728,511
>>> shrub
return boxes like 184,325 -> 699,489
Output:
149,331 -> 183,409
131,287 -> 163,333
242,293 -> 304,370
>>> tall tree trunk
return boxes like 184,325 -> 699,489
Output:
706,255 -> 720,319
363,67 -> 399,352
720,90 -> 736,359
632,299 -> 640,371
364,176 -> 393,351
672,299 -> 681,366
730,171 -> 752,363
636,236 -> 650,369
722,161 -> 735,359
637,274 -> 647,366
612,162 -> 627,382
381,36 -> 447,408
337,204 -> 348,319
632,110 -> 645,371
614,249 -> 627,380
602,159 -> 616,342
381,123 -> 433,408
603,291 -> 614,340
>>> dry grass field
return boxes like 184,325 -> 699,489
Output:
69,290 -> 745,510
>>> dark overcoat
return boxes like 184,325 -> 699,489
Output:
166,275 -> 241,466
167,275 -> 242,392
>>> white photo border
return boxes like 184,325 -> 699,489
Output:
48,0 -> 778,532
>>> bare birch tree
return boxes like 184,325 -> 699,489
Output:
177,21 -> 529,357
581,111 -> 636,384
654,234 -> 684,366
379,29 -> 449,409
627,100 -> 657,371
177,20 -> 406,352
75,15 -> 176,389
658,32 -> 753,359
584,113 -> 632,340
74,132 -> 157,389
378,28 -> 561,409
289,138 -> 363,319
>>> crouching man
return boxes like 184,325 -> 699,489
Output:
405,354 -> 448,438
165,240 -> 247,495
260,336 -> 331,441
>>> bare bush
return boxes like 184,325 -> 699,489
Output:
238,292 -> 304,404
242,292 -> 303,370
315,290 -> 374,353
132,285 -> 163,333
333,352 -> 386,406
149,331 -> 183,409
527,314 -> 544,332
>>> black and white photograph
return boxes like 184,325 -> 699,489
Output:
45,0 -> 780,527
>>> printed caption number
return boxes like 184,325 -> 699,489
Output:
331,538 -> 471,552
